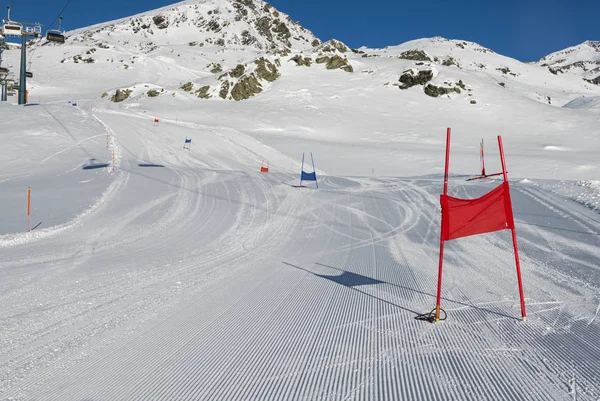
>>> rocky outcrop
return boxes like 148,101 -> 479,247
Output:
231,75 -> 262,101
584,75 -> 600,85
254,57 -> 280,81
195,86 -> 211,99
314,55 -> 353,72
180,82 -> 194,92
398,50 -> 431,62
209,63 -> 223,73
230,64 -> 246,78
424,84 -> 461,97
442,57 -> 459,67
290,55 -> 312,67
398,69 -> 434,89
152,15 -> 169,29
110,89 -> 133,102
219,81 -> 230,99
316,39 -> 350,53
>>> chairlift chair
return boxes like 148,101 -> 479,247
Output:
0,67 -> 8,75
46,17 -> 65,44
46,30 -> 65,43
25,71 -> 33,78
2,22 -> 22,37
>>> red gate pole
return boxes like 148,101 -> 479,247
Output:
498,136 -> 527,321
480,139 -> 486,176
435,128 -> 451,321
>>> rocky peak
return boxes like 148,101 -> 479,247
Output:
66,0 -> 318,52
538,40 -> 600,83
583,40 -> 600,51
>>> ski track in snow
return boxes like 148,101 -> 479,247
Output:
0,110 -> 599,400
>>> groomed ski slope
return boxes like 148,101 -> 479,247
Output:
1,105 -> 599,400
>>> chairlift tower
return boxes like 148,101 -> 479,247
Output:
0,30 -> 7,101
2,6 -> 42,105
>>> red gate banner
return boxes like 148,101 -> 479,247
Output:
441,182 -> 514,241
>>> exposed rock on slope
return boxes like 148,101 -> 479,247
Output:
399,69 -> 434,89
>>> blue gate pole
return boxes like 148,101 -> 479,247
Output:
300,153 -> 305,187
311,152 -> 318,189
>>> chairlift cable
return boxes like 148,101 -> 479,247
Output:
47,0 -> 74,31
27,0 -> 74,65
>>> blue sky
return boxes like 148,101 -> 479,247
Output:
3,0 -> 596,61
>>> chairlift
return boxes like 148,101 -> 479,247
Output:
46,16 -> 65,44
46,30 -> 65,43
25,71 -> 33,78
2,22 -> 22,37
0,67 -> 8,75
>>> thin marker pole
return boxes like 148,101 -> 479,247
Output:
498,136 -> 527,321
435,127 -> 451,321
27,187 -> 31,232
112,151 -> 115,172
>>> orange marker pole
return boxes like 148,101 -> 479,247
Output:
27,187 -> 31,232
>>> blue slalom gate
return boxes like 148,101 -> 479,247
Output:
299,152 -> 318,188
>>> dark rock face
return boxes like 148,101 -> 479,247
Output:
398,69 -> 434,89
254,58 -> 280,82
152,15 -> 169,29
110,89 -> 133,102
424,84 -> 461,97
398,50 -> 431,62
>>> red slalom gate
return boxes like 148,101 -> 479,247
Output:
420,128 -> 526,323
260,160 -> 269,173
466,138 -> 504,181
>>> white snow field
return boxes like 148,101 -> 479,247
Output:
1,0 -> 600,400
1,102 -> 600,400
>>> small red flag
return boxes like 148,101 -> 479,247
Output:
441,182 -> 514,241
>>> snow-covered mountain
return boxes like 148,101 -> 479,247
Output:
537,40 -> 600,84
66,0 -> 318,51
2,0 -> 594,104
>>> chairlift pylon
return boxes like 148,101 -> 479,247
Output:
46,16 -> 65,44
